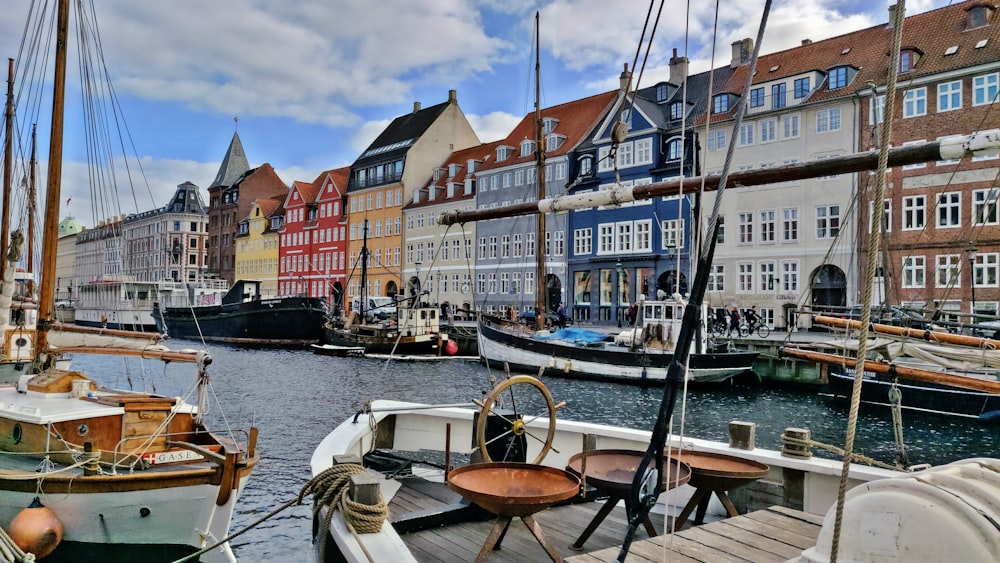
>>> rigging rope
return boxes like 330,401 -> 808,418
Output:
0,524 -> 34,563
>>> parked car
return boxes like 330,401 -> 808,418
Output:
519,309 -> 573,327
55,299 -> 72,309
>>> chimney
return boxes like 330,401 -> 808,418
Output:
669,48 -> 689,83
801,39 -> 812,46
620,63 -> 632,92
413,101 -> 421,113
731,38 -> 753,68
448,89 -> 457,103
887,3 -> 897,29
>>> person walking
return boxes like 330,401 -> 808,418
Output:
728,305 -> 741,337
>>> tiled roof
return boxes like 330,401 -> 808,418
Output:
291,180 -> 320,204
706,1 -> 999,123
352,100 -> 451,169
406,139 -> 507,211
476,90 -> 618,174
316,166 -> 351,199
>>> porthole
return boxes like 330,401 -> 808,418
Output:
77,424 -> 89,436
15,338 -> 27,347
12,423 -> 22,444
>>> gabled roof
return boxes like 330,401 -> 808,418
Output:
290,180 -> 320,205
407,139 -> 506,211
708,1 -> 1000,122
313,166 -> 351,200
352,100 -> 451,169
209,131 -> 251,189
477,90 -> 618,174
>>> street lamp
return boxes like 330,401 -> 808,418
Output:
615,260 -> 623,328
967,247 -> 978,317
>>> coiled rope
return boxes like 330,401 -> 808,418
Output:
0,525 -> 33,563
172,462 -> 390,563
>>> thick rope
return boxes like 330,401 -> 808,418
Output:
780,435 -> 899,471
832,2 -> 907,560
0,524 -> 33,563
300,463 -> 390,563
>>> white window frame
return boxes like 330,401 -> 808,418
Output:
973,72 -> 998,106
937,80 -> 962,112
903,87 -> 927,117
935,254 -> 961,288
937,191 -> 961,228
902,195 -> 925,230
973,188 -> 999,225
902,256 -> 926,288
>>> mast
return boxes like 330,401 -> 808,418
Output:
37,0 -> 70,354
28,124 -> 36,295
2,58 -> 12,282
533,11 -> 546,331
360,218 -> 368,320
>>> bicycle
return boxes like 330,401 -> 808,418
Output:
738,320 -> 770,338
708,318 -> 728,337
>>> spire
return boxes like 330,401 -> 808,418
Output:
209,131 -> 251,189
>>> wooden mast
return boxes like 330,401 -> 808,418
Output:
780,347 -> 1000,394
28,124 -> 36,296
2,58 -> 12,282
37,0 -> 70,355
533,11 -> 547,331
815,314 -> 1000,349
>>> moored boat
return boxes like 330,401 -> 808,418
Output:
0,2 -> 259,561
153,279 -> 327,346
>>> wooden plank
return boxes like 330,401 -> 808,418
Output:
683,525 -> 787,562
743,507 -> 822,540
769,504 -> 826,525
702,519 -> 807,559
726,513 -> 818,550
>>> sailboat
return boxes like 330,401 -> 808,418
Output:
468,14 -> 757,385
318,219 -> 451,356
0,3 -> 258,561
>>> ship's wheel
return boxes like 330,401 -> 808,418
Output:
475,374 -> 561,464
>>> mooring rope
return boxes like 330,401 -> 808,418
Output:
171,462 -> 390,563
780,434 -> 899,471
0,524 -> 33,563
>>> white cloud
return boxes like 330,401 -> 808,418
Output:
467,111 -> 524,143
350,119 -> 394,154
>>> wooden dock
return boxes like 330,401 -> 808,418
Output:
391,475 -> 822,562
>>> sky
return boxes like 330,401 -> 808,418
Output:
0,0 -> 953,228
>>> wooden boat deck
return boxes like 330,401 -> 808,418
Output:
391,476 -> 822,562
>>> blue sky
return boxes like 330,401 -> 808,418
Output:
0,0 -> 951,227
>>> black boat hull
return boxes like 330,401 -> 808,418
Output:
153,297 -> 327,346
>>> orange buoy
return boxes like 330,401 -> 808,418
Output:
444,339 -> 459,356
9,497 -> 63,559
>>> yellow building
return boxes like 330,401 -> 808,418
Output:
346,90 -> 479,308
235,197 -> 282,296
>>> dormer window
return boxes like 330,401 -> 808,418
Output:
467,159 -> 477,173
656,83 -> 669,102
712,94 -> 730,114
545,134 -> 565,152
666,138 -> 683,161
497,146 -> 512,161
578,156 -> 593,177
898,49 -> 921,73
967,4 -> 995,29
448,163 -> 460,178
827,66 -> 850,90
433,168 -> 446,181
520,139 -> 534,157
669,101 -> 683,120
542,117 -> 558,134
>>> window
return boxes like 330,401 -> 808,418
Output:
937,192 -> 961,228
828,67 -> 848,89
968,5 -> 995,28
869,95 -> 886,124
759,262 -> 776,292
903,195 -> 925,230
497,146 -> 511,161
669,101 -> 683,120
656,83 -> 669,102
738,263 -> 754,293
712,94 -> 729,114
578,156 -> 593,176
542,117 -> 557,134
739,123 -> 755,146
973,73 -> 999,106
793,77 -> 810,99
501,235 -> 510,258
597,146 -> 613,172
750,87 -> 765,108
772,83 -> 786,109
903,87 -> 927,117
974,188 -> 999,225
760,210 -> 775,243
716,215 -> 725,244
759,119 -> 776,143
938,81 -> 962,112
635,138 -> 653,164
513,233 -> 523,257
973,253 -> 1000,288
574,228 -> 592,255
617,142 -> 634,168
780,260 -> 799,292
634,221 -> 651,252
708,130 -> 726,151
816,108 -> 841,132
708,265 -> 725,292
598,224 -> 614,254
816,205 -> 840,238
554,231 -> 566,256
902,256 -> 926,288
899,50 -> 917,73
616,223 -> 633,253
936,254 -> 960,288
739,212 -> 754,244
520,140 -> 533,157
870,199 -> 892,233
782,208 -> 798,242
661,219 -> 684,249
782,114 -> 800,139
666,138 -> 683,160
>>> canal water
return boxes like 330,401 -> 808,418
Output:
71,341 -> 999,561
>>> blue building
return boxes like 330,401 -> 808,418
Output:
566,58 -> 728,326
